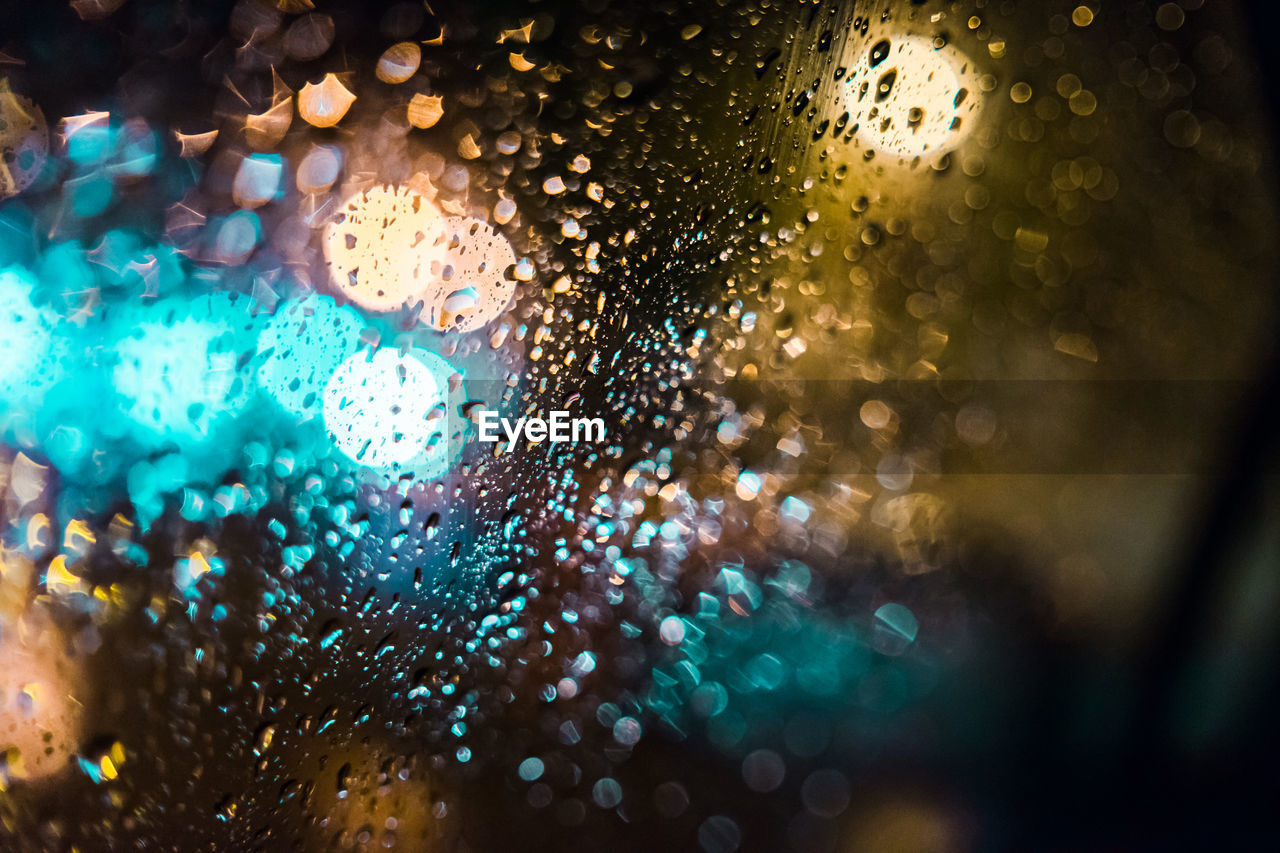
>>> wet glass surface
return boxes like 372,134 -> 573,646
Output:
2,1 -> 1280,850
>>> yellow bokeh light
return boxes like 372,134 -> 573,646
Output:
841,35 -> 982,159
298,73 -> 356,128
0,615 -> 82,784
408,93 -> 445,129
323,184 -> 450,313
45,555 -> 86,597
420,216 -> 518,333
0,78 -> 48,199
377,42 -> 421,84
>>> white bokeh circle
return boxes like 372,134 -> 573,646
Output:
842,36 -> 981,158
322,347 -> 446,472
402,349 -> 467,481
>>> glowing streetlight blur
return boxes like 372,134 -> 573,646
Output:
323,185 -> 449,313
0,590 -> 83,786
421,217 -> 518,333
841,35 -> 981,159
322,347 -> 448,473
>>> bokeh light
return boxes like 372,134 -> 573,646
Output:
0,267 -> 66,434
841,35 -> 982,158
108,293 -> 259,451
256,293 -> 367,423
322,346 -> 447,473
323,184 -> 449,313
298,73 -> 357,128
0,590 -> 82,786
0,81 -> 48,200
421,217 -> 517,332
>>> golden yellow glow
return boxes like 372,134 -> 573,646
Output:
323,185 -> 450,313
842,36 -> 982,159
408,93 -> 445,129
246,71 -> 294,150
291,741 -> 458,850
24,514 -> 50,551
0,78 -> 48,199
45,555 -> 86,597
174,129 -> 219,158
63,519 -> 96,550
497,21 -> 534,44
0,613 -> 83,783
186,551 -> 212,582
420,217 -> 518,332
376,42 -> 421,84
298,73 -> 356,128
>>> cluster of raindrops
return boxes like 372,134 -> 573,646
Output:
324,184 -> 519,331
